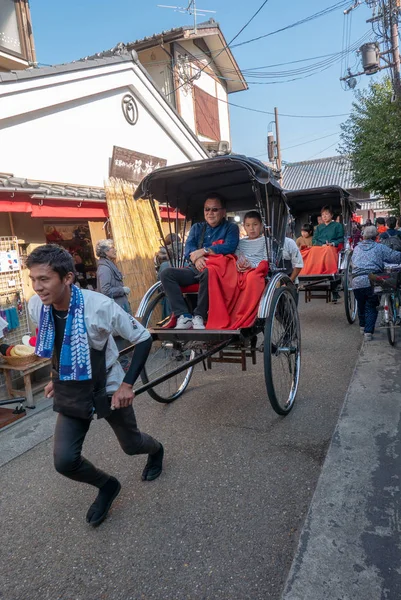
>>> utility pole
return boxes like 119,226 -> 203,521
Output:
389,0 -> 401,97
341,0 -> 401,99
274,107 -> 282,184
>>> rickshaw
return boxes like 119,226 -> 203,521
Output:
285,186 -> 360,325
130,155 -> 301,416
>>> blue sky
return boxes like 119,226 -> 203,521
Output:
29,0 -> 376,163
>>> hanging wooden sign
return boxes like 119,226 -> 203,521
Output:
110,146 -> 167,184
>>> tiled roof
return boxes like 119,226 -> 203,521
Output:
0,52 -> 134,83
282,156 -> 359,191
0,174 -> 105,200
128,18 -> 219,47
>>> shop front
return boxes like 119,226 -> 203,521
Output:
0,182 -> 109,403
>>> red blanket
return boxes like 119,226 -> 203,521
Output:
300,246 -> 339,276
205,254 -> 268,330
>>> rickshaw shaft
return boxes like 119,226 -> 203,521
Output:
133,338 -> 235,396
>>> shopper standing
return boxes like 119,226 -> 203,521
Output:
96,240 -> 131,369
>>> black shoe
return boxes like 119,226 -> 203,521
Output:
86,476 -> 121,527
142,444 -> 164,481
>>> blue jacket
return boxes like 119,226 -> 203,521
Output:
184,219 -> 239,259
351,240 -> 401,289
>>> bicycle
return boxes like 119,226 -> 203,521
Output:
370,267 -> 401,346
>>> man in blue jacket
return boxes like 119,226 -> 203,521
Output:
160,193 -> 239,329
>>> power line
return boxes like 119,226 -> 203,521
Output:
282,132 -> 339,151
306,141 -> 339,160
167,0 -> 270,96
252,131 -> 340,157
142,30 -> 369,77
229,1 -> 351,50
223,97 -> 349,118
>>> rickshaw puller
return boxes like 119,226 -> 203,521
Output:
160,193 -> 239,329
27,245 -> 164,528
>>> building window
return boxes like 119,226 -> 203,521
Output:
194,86 -> 221,141
0,0 -> 22,54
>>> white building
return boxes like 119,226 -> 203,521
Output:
0,50 -> 207,187
0,49 -> 209,302
127,18 -> 248,153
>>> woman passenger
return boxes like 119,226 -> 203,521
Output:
313,206 -> 345,248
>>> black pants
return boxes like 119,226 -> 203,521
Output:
353,287 -> 380,334
53,406 -> 160,488
159,266 -> 209,319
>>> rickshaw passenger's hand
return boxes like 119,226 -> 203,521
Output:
44,381 -> 54,398
111,382 -> 135,409
195,257 -> 207,271
190,249 -> 205,263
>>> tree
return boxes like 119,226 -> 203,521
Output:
340,78 -> 401,212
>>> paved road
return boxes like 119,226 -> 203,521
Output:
0,299 -> 361,600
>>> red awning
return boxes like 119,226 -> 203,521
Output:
0,197 -> 108,219
159,207 -> 185,219
0,200 -> 32,213
31,204 -> 108,219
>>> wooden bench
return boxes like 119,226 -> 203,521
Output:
0,358 -> 51,408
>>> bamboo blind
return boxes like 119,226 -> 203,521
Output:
105,179 -> 161,313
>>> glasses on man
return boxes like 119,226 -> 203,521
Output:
204,207 -> 222,213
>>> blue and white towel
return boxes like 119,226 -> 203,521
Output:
35,284 -> 92,381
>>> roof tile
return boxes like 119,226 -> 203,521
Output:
283,156 -> 358,191
0,174 -> 105,201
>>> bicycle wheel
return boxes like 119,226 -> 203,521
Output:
264,287 -> 301,415
139,292 -> 195,403
385,294 -> 396,346
343,251 -> 357,324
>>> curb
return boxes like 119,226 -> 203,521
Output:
281,333 -> 401,599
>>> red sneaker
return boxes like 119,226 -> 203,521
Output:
158,314 -> 177,329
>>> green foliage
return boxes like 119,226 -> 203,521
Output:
340,78 -> 401,211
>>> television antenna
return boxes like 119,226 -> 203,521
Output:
157,1 -> 216,32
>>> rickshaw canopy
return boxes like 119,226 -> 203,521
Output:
285,186 -> 360,218
134,155 -> 287,221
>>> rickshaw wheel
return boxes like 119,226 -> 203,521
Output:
139,292 -> 195,403
343,251 -> 357,324
263,287 -> 301,415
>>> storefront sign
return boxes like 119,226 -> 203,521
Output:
110,146 -> 167,185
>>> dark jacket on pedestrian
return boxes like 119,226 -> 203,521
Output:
351,240 -> 401,289
97,258 -> 130,313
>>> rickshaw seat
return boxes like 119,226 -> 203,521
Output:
180,284 -> 199,294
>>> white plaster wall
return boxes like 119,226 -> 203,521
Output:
174,40 -> 230,143
0,62 -> 207,187
138,47 -> 174,100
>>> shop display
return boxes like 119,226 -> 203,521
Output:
0,250 -> 19,273
44,223 -> 97,289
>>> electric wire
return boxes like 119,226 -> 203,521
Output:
221,96 -> 349,118
282,131 -> 340,151
252,131 -> 340,158
306,141 -> 339,160
229,1 -> 351,50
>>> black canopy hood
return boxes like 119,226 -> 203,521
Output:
285,186 -> 360,217
134,155 -> 286,220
